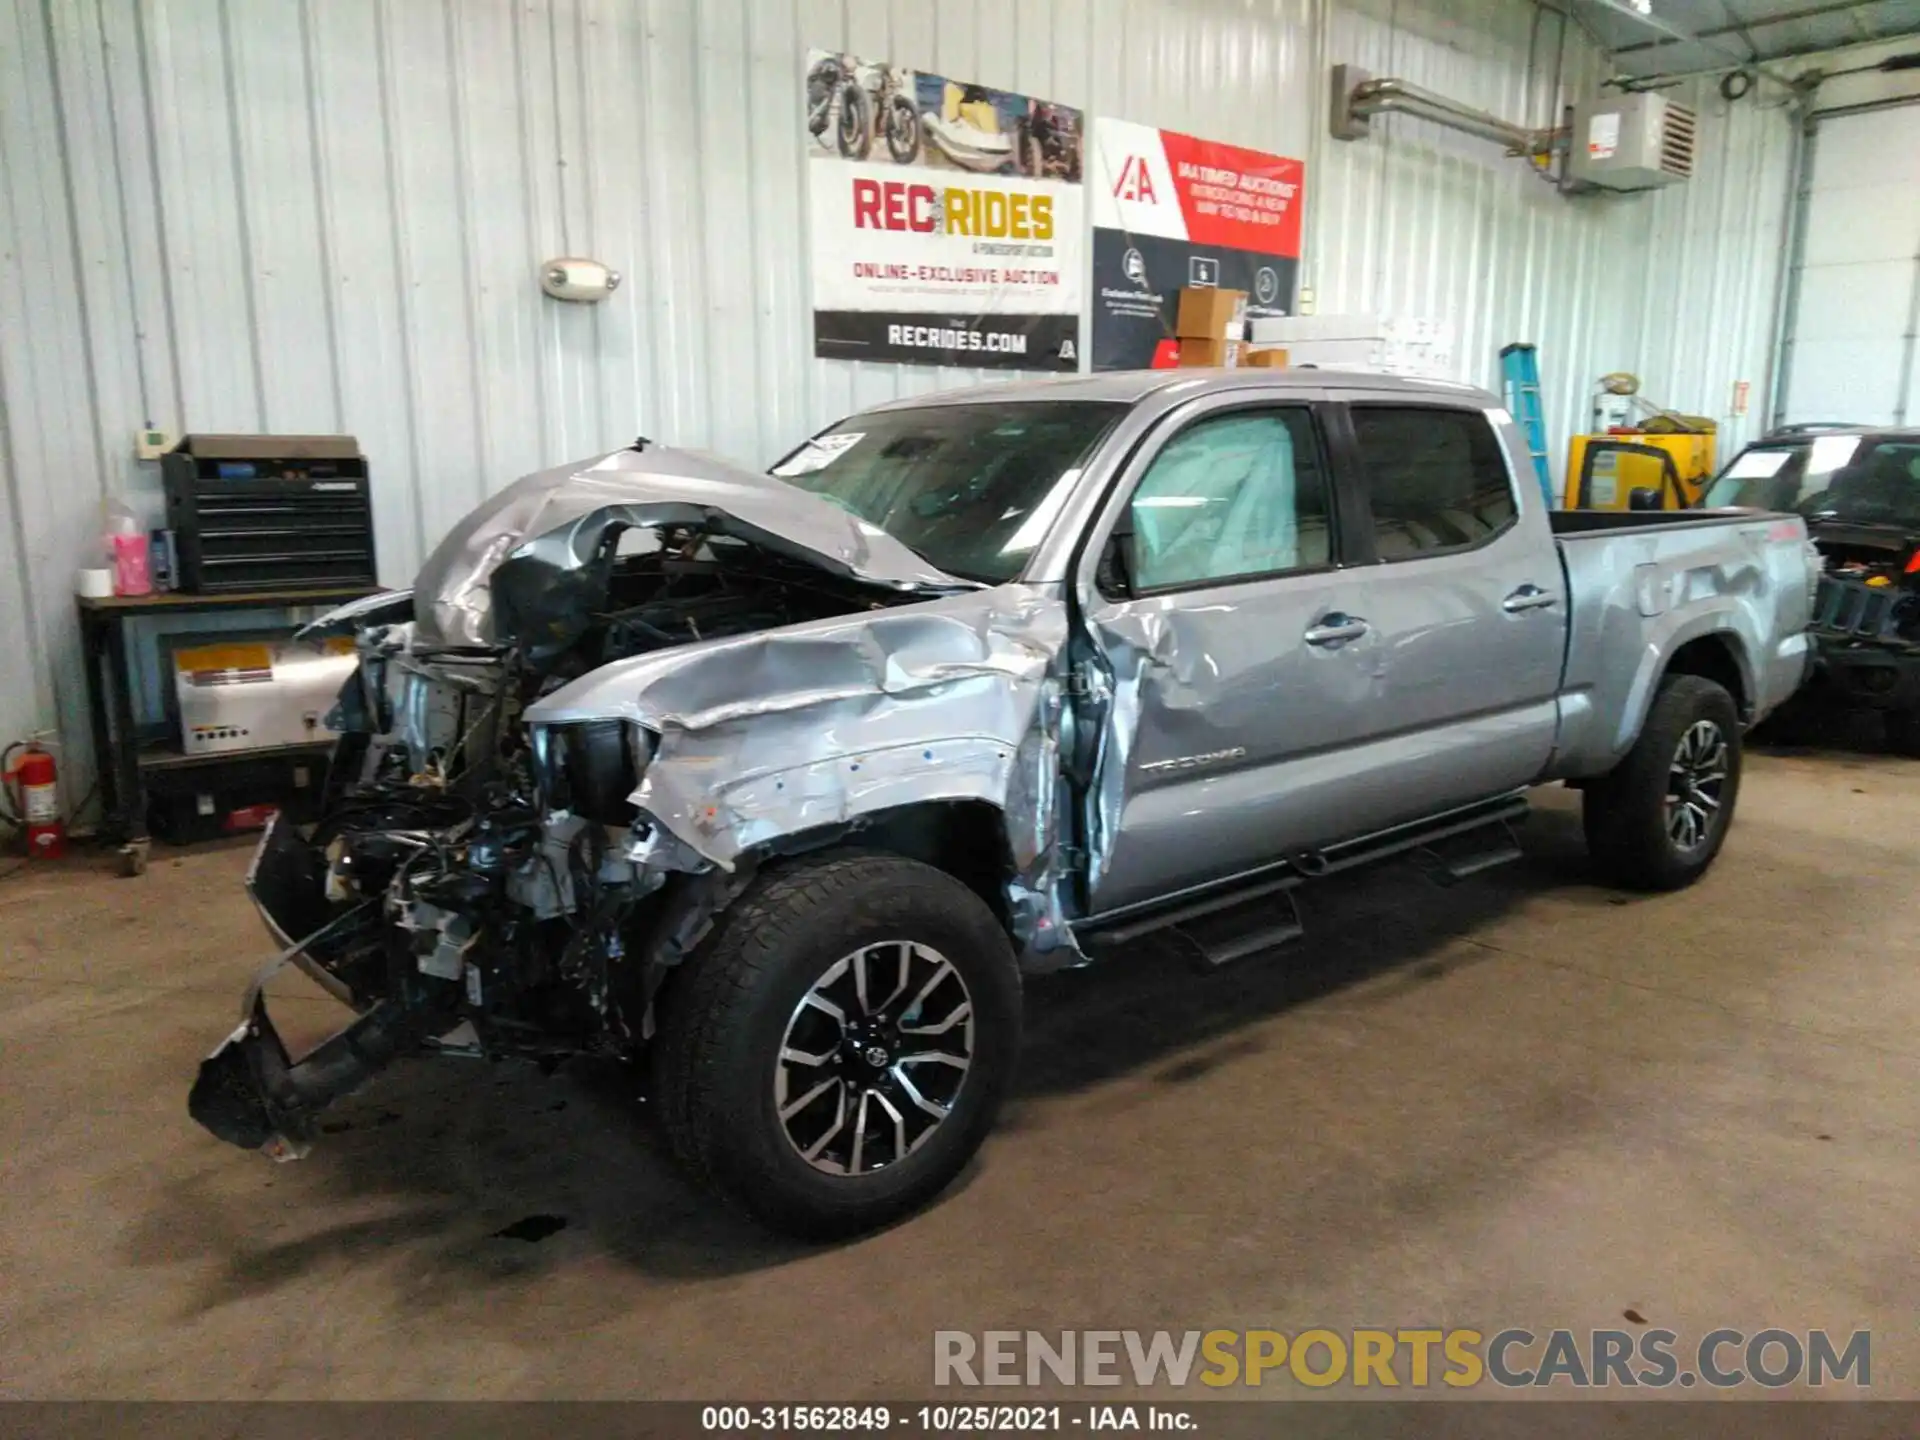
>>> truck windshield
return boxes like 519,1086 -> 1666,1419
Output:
1704,435 -> 1920,528
770,401 -> 1125,583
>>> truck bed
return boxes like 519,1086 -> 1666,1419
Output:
1547,506 -> 1814,779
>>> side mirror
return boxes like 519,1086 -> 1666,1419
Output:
1096,522 -> 1136,598
1628,486 -> 1663,512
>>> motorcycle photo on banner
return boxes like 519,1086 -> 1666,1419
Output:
1089,118 -> 1305,370
804,49 -> 1085,370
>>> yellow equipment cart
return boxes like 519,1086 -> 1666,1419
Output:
1564,374 -> 1717,511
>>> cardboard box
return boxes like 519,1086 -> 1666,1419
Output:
1242,347 -> 1289,368
1177,336 -> 1243,368
1175,287 -> 1248,340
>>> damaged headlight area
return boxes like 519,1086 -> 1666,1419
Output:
528,718 -> 655,826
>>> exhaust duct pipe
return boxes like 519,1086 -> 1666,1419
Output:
1330,64 -> 1560,157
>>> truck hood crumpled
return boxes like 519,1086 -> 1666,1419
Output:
412,443 -> 973,648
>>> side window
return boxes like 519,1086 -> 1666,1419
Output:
1350,407 -> 1517,560
1124,408 -> 1332,591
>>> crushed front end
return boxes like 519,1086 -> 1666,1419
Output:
187,609 -> 675,1155
185,432 -> 1099,1165
189,442 -> 985,1158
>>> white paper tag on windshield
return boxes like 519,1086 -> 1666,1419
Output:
772,431 -> 864,476
1725,449 -> 1792,480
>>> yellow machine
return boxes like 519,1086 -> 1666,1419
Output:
1564,373 -> 1717,511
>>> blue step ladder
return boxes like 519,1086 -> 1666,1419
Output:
1500,343 -> 1557,509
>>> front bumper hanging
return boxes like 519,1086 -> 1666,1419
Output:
188,821 -> 445,1157
189,989 -> 428,1158
187,890 -> 428,1157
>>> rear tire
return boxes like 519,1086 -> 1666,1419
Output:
1583,674 -> 1743,891
651,850 -> 1021,1240
1885,707 -> 1920,758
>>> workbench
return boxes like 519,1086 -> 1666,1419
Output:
77,585 -> 375,873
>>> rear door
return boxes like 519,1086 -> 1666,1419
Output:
1330,397 -> 1566,811
1077,389 -> 1388,914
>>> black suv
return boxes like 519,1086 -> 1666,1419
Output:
1705,426 -> 1920,755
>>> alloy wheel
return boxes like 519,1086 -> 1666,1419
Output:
1665,718 -> 1729,853
773,941 -> 975,1176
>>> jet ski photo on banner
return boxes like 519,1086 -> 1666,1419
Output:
805,49 -> 1085,370
1089,118 -> 1305,370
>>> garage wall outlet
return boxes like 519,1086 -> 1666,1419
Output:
136,428 -> 174,461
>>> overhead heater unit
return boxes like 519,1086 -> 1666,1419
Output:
1567,92 -> 1697,190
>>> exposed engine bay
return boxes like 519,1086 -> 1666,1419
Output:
187,442 -> 1064,1159
315,536 -> 912,1022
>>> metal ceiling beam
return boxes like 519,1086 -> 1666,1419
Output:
1613,30 -> 1919,84
1717,0 -> 1766,60
1612,0 -> 1887,54
1534,0 -> 1613,53
1582,0 -> 1798,84
1585,0 -> 1804,86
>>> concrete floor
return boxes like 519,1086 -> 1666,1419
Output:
3,744 -> 1917,1400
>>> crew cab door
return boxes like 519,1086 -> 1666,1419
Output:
1076,390 -> 1387,914
1326,396 -> 1566,813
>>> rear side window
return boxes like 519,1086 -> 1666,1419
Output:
1350,407 -> 1517,560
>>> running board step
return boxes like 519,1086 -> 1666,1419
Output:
1410,820 -> 1523,886
1173,885 -> 1306,968
1073,794 -> 1532,957
1175,890 -> 1313,971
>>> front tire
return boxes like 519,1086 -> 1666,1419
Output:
885,97 -> 921,164
652,851 -> 1021,1239
836,83 -> 871,159
1583,674 -> 1743,891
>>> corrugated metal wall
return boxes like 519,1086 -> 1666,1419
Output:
1313,0 -> 1795,463
0,0 -> 1797,815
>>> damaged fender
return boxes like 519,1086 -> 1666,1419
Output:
526,584 -> 1086,963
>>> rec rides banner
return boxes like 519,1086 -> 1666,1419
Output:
805,49 -> 1085,371
1088,118 -> 1306,371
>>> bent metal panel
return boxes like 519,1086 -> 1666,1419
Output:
805,49 -> 1085,370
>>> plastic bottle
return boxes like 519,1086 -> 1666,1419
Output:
105,498 -> 152,597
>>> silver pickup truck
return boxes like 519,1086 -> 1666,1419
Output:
189,370 -> 1817,1237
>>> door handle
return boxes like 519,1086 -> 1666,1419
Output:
1502,585 -> 1559,613
1304,613 -> 1370,647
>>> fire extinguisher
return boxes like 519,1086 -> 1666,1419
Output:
3,740 -> 65,860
